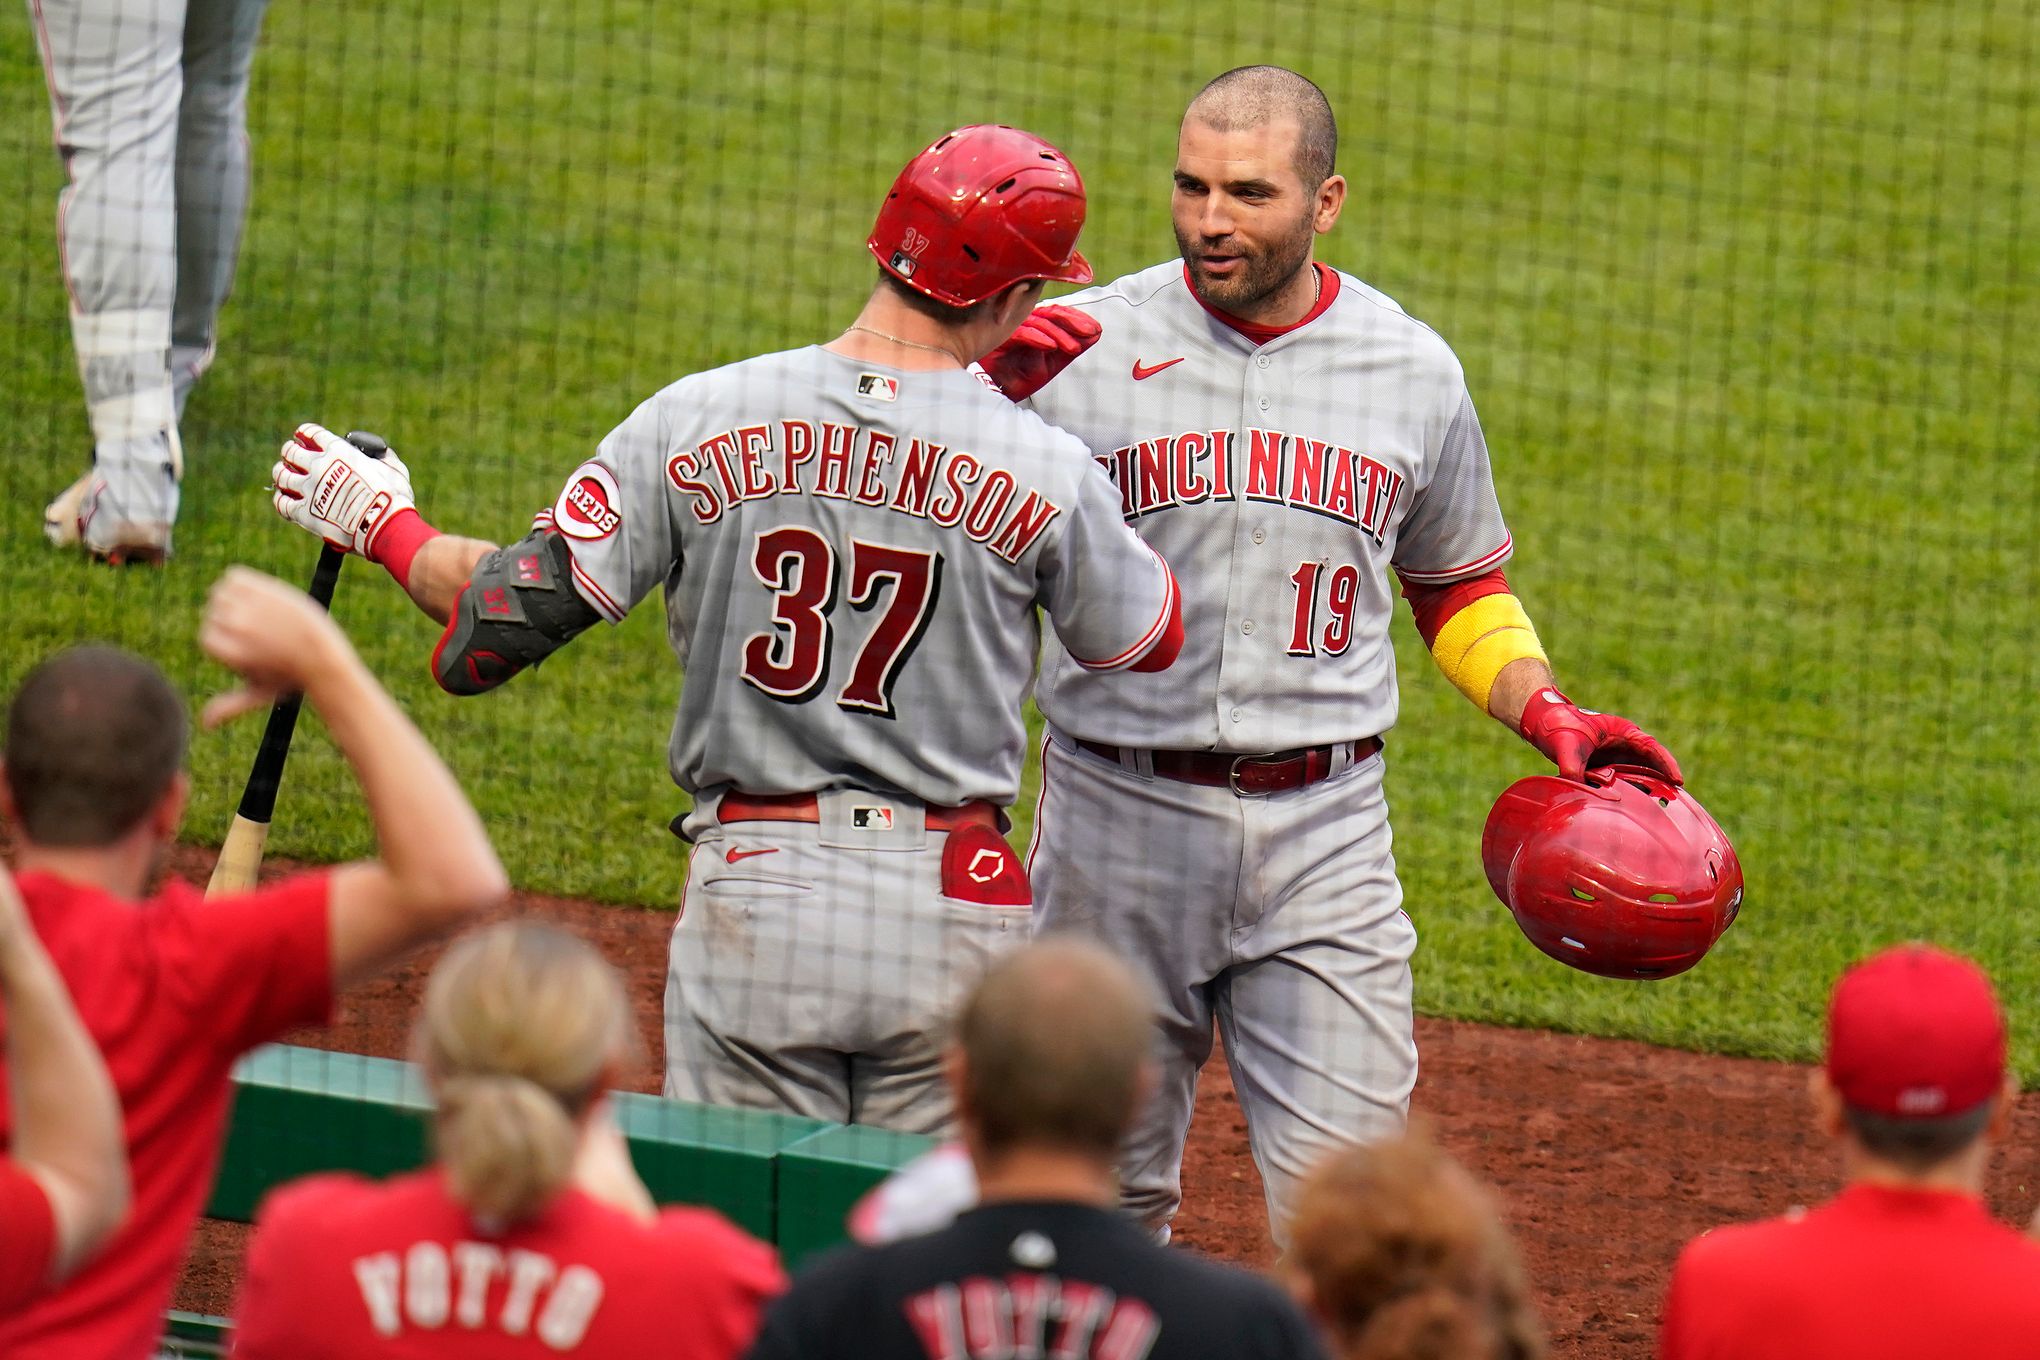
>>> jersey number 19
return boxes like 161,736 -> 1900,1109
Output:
741,527 -> 946,721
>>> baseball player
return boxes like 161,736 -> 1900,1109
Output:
973,66 -> 1682,1240
269,124 -> 1183,1135
235,923 -> 785,1358
30,0 -> 272,563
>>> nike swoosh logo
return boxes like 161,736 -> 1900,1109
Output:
725,846 -> 780,864
1131,357 -> 1186,380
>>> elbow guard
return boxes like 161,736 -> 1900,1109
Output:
1430,593 -> 1548,712
431,530 -> 604,695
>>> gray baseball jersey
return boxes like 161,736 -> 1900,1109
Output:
1026,261 -> 1512,752
543,344 -> 1176,809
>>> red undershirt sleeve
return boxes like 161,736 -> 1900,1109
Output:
1398,566 -> 1513,648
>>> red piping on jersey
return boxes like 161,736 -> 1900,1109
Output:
1396,533 -> 1514,586
1067,547 -> 1182,672
569,553 -> 626,622
1184,262 -> 1342,344
1127,574 -> 1185,673
1400,567 -> 1512,649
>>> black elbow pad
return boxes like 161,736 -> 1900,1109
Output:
432,530 -> 604,695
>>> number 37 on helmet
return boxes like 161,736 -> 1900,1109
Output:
1481,766 -> 1744,980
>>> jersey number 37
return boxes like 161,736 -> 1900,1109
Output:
741,527 -> 945,721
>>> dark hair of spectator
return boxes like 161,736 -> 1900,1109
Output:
956,938 -> 1151,1160
4,646 -> 187,847
1843,1098 -> 1996,1173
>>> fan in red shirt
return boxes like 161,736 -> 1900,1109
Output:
1660,943 -> 2040,1360
233,920 -> 785,1358
0,567 -> 509,1359
0,858 -> 128,1311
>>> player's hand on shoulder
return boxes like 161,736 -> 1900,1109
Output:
271,422 -> 415,557
198,566 -> 360,728
1518,686 -> 1684,784
979,304 -> 1101,402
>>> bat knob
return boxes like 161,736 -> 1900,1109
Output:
345,430 -> 390,460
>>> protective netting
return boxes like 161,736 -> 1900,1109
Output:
2,0 -> 2037,1344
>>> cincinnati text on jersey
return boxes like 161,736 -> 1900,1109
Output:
666,421 -> 1063,564
1100,427 -> 1406,545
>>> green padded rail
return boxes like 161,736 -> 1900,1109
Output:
209,1045 -> 829,1237
776,1123 -> 936,1267
185,1045 -> 936,1350
161,1311 -> 229,1357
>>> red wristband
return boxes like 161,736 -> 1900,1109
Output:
369,509 -> 441,590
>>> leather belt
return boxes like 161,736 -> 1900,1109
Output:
716,791 -> 999,831
1074,737 -> 1382,796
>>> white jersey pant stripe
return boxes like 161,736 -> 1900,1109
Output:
1029,728 -> 1418,1242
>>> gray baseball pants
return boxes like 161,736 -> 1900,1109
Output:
1029,728 -> 1419,1244
665,790 -> 1032,1136
30,0 -> 268,461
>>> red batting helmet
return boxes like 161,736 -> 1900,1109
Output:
868,125 -> 1093,308
1481,765 -> 1743,980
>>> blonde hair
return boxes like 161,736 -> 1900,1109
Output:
1285,1129 -> 1545,1360
415,923 -> 633,1225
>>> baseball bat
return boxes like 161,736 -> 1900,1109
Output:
207,431 -> 390,897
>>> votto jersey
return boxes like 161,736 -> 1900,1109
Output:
1025,261 -> 1513,752
546,346 -> 1176,808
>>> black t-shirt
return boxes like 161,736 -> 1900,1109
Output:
745,1200 -> 1328,1360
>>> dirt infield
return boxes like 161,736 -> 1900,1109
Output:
168,858 -> 2040,1358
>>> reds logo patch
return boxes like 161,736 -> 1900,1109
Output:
554,463 -> 622,542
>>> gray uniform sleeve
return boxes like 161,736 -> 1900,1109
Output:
535,394 -> 676,622
1391,389 -> 1515,583
1037,457 -> 1179,670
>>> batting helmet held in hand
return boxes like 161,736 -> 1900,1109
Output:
868,125 -> 1093,308
1481,765 -> 1743,980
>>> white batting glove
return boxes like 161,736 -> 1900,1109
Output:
271,423 -> 415,557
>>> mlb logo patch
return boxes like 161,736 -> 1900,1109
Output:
856,373 -> 899,402
851,805 -> 896,831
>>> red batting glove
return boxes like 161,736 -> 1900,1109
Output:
1518,687 -> 1684,785
978,305 -> 1101,402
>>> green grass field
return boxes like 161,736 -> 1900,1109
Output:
4,1 -> 2036,1074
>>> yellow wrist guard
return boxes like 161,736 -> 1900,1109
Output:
1430,593 -> 1547,712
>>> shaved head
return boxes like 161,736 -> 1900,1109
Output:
1186,65 -> 1337,188
956,937 -> 1154,1158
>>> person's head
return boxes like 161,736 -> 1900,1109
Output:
1813,943 -> 2017,1181
867,123 -> 1092,358
1174,66 -> 1346,315
947,937 -> 1154,1168
416,923 -> 635,1225
1,646 -> 188,851
1285,1130 -> 1545,1360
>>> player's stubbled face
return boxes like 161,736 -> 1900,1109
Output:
1172,117 -> 1319,314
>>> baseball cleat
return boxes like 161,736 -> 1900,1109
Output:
42,469 -> 92,548
58,429 -> 183,565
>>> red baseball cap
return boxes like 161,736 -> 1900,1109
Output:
1825,944 -> 2007,1119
